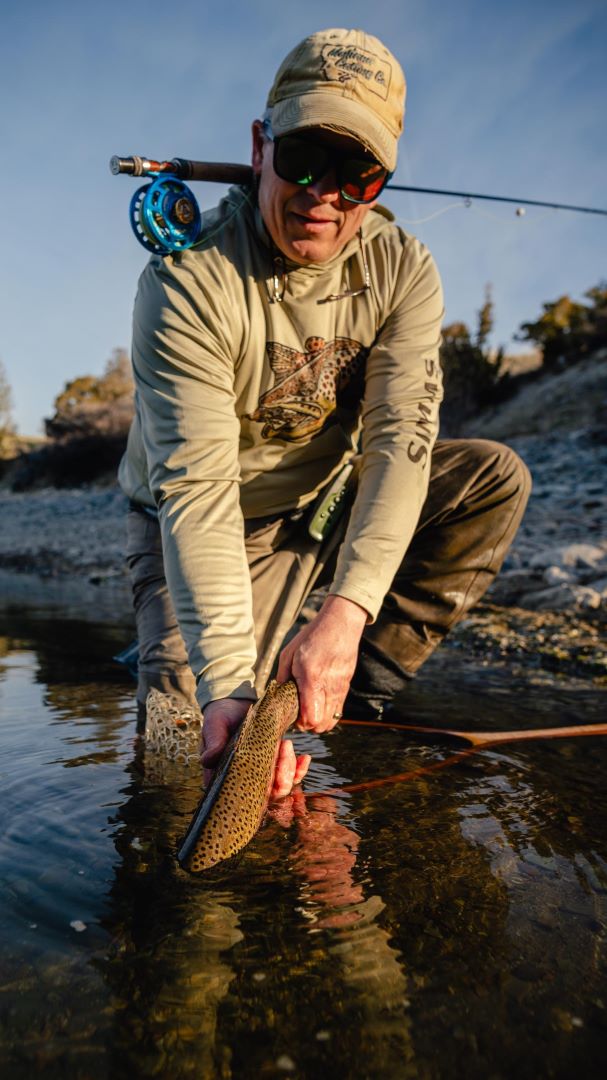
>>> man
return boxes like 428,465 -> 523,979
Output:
119,28 -> 531,795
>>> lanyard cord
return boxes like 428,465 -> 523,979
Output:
267,230 -> 372,305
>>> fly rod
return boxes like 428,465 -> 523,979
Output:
311,719 -> 607,797
110,154 -> 607,255
340,718 -> 607,747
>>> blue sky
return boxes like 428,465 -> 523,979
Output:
1,0 -> 605,434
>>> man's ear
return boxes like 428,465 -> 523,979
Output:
251,120 -> 265,176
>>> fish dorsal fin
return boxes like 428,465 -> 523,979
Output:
266,342 -> 305,380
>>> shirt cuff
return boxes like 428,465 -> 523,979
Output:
327,583 -> 378,623
196,678 -> 258,713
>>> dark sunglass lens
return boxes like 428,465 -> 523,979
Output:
274,137 -> 330,186
341,160 -> 388,203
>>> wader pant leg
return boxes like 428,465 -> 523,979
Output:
235,438 -> 530,694
126,505 -> 199,712
349,437 -> 531,696
126,437 -> 530,712
125,506 -> 343,713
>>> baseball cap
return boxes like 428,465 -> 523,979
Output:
266,29 -> 406,172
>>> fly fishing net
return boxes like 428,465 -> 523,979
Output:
144,687 -> 203,764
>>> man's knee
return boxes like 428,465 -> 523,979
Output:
464,438 -> 532,504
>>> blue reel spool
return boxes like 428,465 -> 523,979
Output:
129,175 -> 202,254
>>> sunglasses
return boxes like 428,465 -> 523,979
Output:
263,122 -> 391,205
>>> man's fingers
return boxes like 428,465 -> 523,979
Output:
271,739 -> 297,800
201,724 -> 229,768
276,643 -> 294,684
200,701 -> 312,799
293,753 -> 311,786
295,685 -> 325,731
325,699 -> 346,732
201,733 -> 227,790
296,685 -> 347,733
271,741 -> 311,801
317,690 -> 346,731
200,698 -> 252,785
200,741 -> 223,767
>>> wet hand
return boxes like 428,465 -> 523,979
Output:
201,697 -> 252,787
270,738 -> 311,800
201,697 -> 310,795
276,594 -> 368,733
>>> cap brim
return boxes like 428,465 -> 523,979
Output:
270,91 -> 398,171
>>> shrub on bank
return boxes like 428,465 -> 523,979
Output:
516,283 -> 607,369
6,349 -> 134,491
45,349 -> 134,439
439,289 -> 512,433
0,359 -> 16,460
9,433 -> 128,491
439,281 -> 606,434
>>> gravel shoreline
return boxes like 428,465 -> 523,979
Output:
2,430 -> 606,604
1,425 -> 606,687
0,487 -> 129,580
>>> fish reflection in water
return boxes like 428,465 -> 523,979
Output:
95,750 -> 244,1077
99,737 -> 415,1074
269,790 -> 414,1059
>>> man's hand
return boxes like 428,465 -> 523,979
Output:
200,697 -> 251,786
201,697 -> 310,794
276,594 -> 368,733
271,739 -> 311,800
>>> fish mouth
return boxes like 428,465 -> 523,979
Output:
248,400 -> 328,442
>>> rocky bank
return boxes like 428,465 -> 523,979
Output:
1,356 -> 605,686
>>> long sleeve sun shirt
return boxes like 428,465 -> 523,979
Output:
119,186 -> 444,708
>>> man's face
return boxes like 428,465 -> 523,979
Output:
251,121 -> 376,266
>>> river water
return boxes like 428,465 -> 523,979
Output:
1,586 -> 606,1079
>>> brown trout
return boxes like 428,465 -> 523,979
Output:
177,678 -> 299,873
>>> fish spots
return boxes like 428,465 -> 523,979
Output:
247,337 -> 368,442
178,680 -> 299,872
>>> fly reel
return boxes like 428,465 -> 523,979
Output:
111,154 -> 254,255
129,175 -> 202,254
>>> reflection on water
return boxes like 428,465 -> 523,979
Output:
0,609 -> 606,1079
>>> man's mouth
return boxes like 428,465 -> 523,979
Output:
290,211 -> 338,231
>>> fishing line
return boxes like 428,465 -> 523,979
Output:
465,204 -> 559,225
393,201 -> 467,225
385,182 -> 607,217
394,201 -> 571,229
190,186 -> 254,250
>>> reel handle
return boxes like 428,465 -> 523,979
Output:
110,155 -> 253,186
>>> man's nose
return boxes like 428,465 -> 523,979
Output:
306,168 -> 340,201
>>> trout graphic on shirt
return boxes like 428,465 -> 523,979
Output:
248,336 -> 368,442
